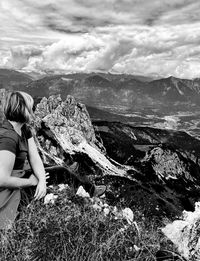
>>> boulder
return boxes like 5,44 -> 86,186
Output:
162,202 -> 200,260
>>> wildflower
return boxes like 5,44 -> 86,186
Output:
103,207 -> 110,216
44,193 -> 58,204
58,184 -> 68,191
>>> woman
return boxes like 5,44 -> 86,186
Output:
0,91 -> 106,229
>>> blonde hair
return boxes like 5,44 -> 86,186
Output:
3,91 -> 34,123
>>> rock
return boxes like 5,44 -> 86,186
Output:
44,193 -> 58,204
94,121 -> 200,218
76,186 -> 90,198
121,207 -> 134,224
33,95 -> 129,178
34,95 -> 103,150
162,202 -> 200,260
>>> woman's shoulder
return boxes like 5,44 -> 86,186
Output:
0,127 -> 18,142
0,126 -> 18,153
0,120 -> 18,141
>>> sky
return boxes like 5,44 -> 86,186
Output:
0,0 -> 200,79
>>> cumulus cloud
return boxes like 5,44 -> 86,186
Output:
24,35 -> 104,72
1,0 -> 200,78
86,39 -> 134,71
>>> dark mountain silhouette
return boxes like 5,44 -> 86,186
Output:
0,69 -> 33,90
148,76 -> 199,102
1,70 -> 200,117
17,73 -> 200,117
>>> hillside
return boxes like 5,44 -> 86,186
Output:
17,73 -> 200,117
1,70 -> 200,115
0,69 -> 33,90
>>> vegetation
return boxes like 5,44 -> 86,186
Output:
0,185 -> 174,261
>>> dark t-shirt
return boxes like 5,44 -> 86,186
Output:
0,120 -> 33,170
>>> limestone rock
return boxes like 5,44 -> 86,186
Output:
162,202 -> 200,260
33,95 -> 127,178
34,95 -> 100,148
143,146 -> 193,181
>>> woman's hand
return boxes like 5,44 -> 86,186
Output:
34,173 -> 49,200
29,174 -> 39,186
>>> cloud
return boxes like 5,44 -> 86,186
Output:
23,35 -> 104,72
1,45 -> 44,69
86,39 -> 134,71
1,0 -> 200,78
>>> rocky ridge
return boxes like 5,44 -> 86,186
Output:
30,94 -> 200,219
32,94 -> 128,178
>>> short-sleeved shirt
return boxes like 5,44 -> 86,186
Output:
0,120 -> 33,170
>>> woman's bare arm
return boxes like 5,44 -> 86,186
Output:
28,137 -> 46,182
0,150 -> 37,188
28,137 -> 47,199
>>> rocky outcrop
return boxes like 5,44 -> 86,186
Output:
31,95 -> 200,219
34,95 -> 98,148
162,202 -> 200,260
93,121 -> 200,217
32,95 -> 128,178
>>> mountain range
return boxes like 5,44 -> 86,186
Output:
1,69 -> 200,119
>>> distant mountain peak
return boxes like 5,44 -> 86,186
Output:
167,76 -> 178,80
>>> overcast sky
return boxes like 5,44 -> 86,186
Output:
0,0 -> 200,78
